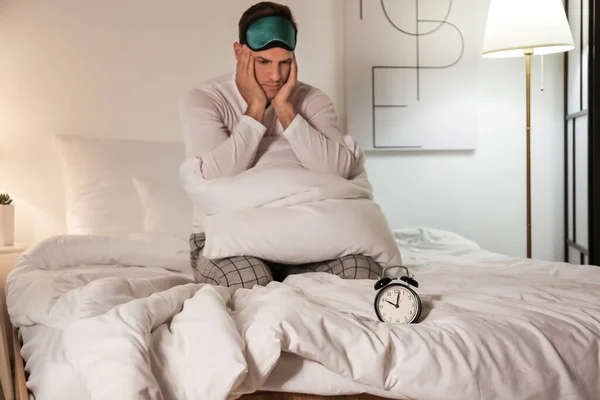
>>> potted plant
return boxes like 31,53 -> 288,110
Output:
0,193 -> 14,246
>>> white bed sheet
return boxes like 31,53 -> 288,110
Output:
6,228 -> 600,400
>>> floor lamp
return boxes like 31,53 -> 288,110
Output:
481,0 -> 575,258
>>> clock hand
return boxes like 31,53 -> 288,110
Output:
395,292 -> 400,307
385,300 -> 396,306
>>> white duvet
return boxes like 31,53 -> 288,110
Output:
6,229 -> 600,400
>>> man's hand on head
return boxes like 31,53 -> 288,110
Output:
236,45 -> 267,123
273,55 -> 298,129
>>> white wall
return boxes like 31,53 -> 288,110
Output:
0,0 -> 565,261
365,54 -> 565,261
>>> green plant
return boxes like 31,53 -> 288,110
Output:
0,193 -> 13,205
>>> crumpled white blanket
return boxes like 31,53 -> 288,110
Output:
6,229 -> 600,400
179,150 -> 402,266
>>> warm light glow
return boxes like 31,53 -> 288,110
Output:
482,0 -> 575,58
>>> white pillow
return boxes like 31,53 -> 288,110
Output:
132,174 -> 193,241
55,134 -> 185,236
203,199 -> 402,267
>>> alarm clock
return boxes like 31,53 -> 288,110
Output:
374,266 -> 421,324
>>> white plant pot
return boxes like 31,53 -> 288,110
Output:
0,204 -> 15,246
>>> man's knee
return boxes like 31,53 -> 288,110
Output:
192,255 -> 273,289
338,254 -> 382,279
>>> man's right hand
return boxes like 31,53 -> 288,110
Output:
236,46 -> 267,123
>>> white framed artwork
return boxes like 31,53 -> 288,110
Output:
343,0 -> 487,151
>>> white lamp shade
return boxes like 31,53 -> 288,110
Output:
482,0 -> 575,58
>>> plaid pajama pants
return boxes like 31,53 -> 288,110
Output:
190,233 -> 383,289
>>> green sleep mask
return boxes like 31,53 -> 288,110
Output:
246,15 -> 296,51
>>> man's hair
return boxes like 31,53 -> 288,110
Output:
238,2 -> 298,45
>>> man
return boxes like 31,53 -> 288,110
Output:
180,2 -> 382,289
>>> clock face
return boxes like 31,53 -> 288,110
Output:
375,284 -> 421,324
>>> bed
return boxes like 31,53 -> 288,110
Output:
4,135 -> 600,400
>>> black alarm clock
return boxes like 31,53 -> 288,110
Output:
374,266 -> 421,324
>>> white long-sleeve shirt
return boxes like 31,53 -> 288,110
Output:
179,72 -> 356,180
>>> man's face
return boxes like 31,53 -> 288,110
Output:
236,44 -> 294,100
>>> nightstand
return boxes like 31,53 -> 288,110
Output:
0,243 -> 27,400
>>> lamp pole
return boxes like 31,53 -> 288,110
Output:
525,49 -> 532,259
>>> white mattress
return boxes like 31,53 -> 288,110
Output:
6,228 -> 600,400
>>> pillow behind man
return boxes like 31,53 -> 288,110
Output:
55,134 -> 185,237
133,174 -> 193,242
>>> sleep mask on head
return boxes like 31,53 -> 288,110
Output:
246,15 -> 296,51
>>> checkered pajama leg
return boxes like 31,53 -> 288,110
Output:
189,233 -> 273,290
279,254 -> 383,280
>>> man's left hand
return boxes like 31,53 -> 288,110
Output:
273,55 -> 298,107
273,56 -> 298,129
